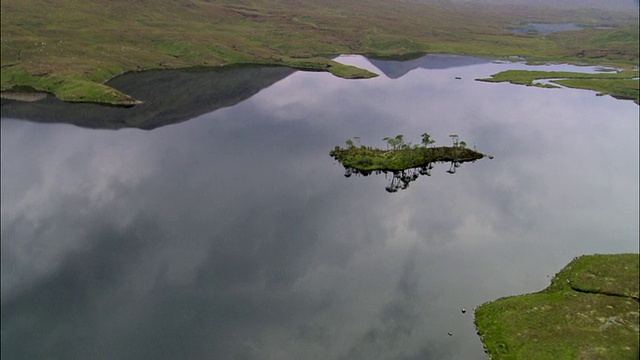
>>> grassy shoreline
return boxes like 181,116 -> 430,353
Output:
0,58 -> 378,105
1,0 -> 638,105
475,254 -> 640,360
477,69 -> 640,104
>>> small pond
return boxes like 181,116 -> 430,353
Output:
1,55 -> 638,359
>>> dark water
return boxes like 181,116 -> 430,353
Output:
0,66 -> 295,130
1,55 -> 638,360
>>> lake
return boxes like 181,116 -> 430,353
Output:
510,23 -> 583,35
1,54 -> 638,359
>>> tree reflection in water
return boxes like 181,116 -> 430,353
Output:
341,160 -> 470,193
332,134 -> 492,192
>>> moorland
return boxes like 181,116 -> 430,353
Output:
475,253 -> 639,359
1,0 -> 638,105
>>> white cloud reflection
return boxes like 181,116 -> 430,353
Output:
1,56 -> 638,359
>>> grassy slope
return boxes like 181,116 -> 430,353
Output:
475,254 -> 640,360
1,0 -> 638,104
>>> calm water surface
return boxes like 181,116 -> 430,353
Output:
2,55 -> 638,359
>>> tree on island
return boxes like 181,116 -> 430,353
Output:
382,137 -> 391,150
330,132 -> 491,192
386,136 -> 400,150
421,132 -> 436,148
449,134 -> 459,147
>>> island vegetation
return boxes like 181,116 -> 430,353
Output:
331,134 -> 491,192
475,253 -> 640,360
331,133 -> 489,172
1,0 -> 638,105
477,69 -> 640,104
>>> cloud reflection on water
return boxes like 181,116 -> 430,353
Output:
1,55 -> 638,359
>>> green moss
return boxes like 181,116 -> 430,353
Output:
475,254 -> 640,360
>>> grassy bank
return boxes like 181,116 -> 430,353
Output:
477,69 -> 640,104
475,253 -> 640,360
1,0 -> 638,105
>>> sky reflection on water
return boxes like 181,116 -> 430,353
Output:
1,55 -> 638,359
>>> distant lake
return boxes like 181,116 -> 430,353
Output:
2,55 -> 638,360
511,23 -> 583,34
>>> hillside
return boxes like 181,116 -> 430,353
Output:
1,0 -> 638,104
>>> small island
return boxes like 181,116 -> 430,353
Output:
475,253 -> 640,360
331,134 -> 491,192
331,134 -> 490,172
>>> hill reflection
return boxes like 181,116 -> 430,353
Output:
368,54 -> 491,79
1,66 -> 295,130
1,55 -> 495,129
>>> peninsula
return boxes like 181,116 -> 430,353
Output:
478,69 -> 640,104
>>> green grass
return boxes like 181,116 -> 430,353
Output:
477,70 -> 640,104
326,60 -> 379,79
554,78 -> 640,103
475,254 -> 640,360
478,69 -> 639,83
1,0 -> 638,104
